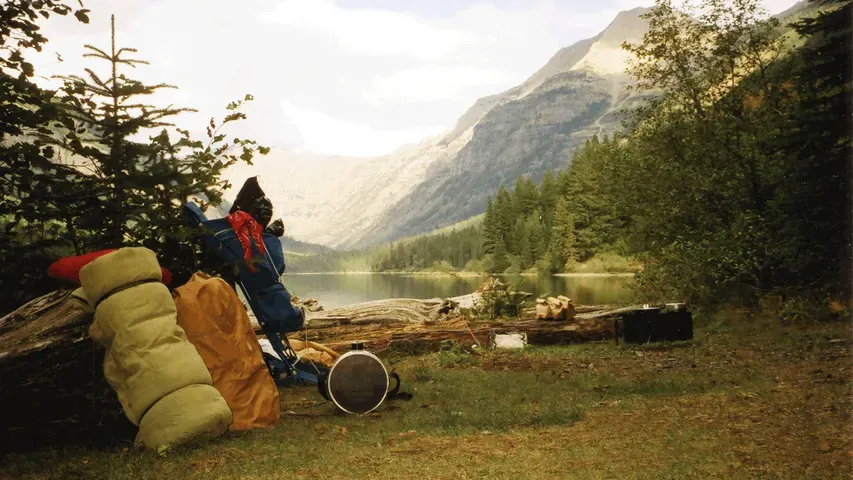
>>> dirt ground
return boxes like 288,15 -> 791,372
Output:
0,312 -> 850,480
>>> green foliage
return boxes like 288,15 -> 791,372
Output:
615,0 -> 852,306
0,0 -> 98,313
473,278 -> 530,319
567,252 -> 631,274
0,11 -> 268,312
372,223 -> 483,272
44,16 -> 268,285
435,341 -> 476,367
366,0 -> 849,314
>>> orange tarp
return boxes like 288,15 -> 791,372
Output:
172,273 -> 280,431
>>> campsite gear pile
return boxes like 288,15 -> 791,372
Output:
78,248 -> 232,450
40,176 -> 405,450
185,177 -> 405,409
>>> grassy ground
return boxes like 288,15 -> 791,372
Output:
1,312 -> 850,480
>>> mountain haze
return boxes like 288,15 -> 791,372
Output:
222,7 -> 654,248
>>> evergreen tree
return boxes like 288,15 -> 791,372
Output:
565,135 -> 625,261
0,1 -> 94,313
491,235 -> 509,273
549,197 -> 576,269
494,186 -> 514,246
538,170 -> 559,246
525,213 -> 544,268
50,15 -> 269,282
482,197 -> 498,254
782,0 -> 852,295
512,175 -> 539,217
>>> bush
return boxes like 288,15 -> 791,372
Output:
479,254 -> 495,274
504,256 -> 522,275
474,278 -> 530,319
430,260 -> 458,273
436,340 -> 476,367
567,252 -> 630,273
463,258 -> 486,274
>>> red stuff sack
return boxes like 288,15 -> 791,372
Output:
48,249 -> 172,286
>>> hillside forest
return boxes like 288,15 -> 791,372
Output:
311,0 -> 853,312
1,0 -> 850,315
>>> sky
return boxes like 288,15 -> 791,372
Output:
29,0 -> 800,157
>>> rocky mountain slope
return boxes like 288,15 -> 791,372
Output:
221,8 -> 654,248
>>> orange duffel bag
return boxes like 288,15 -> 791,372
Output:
172,272 -> 280,431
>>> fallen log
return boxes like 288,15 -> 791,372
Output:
0,290 -> 135,453
307,297 -> 457,327
297,314 -> 621,354
249,297 -> 460,331
0,289 -> 637,452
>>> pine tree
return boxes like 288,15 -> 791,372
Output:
50,15 -> 269,281
491,236 -> 509,273
549,197 -> 576,269
482,197 -> 498,254
783,0 -> 853,294
495,186 -> 514,244
527,213 -> 544,266
512,175 -> 539,217
538,170 -> 558,246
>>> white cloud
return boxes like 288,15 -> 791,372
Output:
25,0 -> 803,158
364,65 -> 515,104
280,101 -> 447,157
261,0 -> 479,62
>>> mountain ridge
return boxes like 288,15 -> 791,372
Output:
223,4 -> 815,249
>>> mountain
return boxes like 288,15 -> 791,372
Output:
221,7 -> 654,248
347,8 -> 652,247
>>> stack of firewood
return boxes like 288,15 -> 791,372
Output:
535,296 -> 576,321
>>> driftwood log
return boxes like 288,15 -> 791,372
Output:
0,289 -> 637,452
295,304 -> 634,354
0,290 -> 136,454
305,297 -> 458,328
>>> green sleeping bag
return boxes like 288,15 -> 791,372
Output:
81,247 -> 232,449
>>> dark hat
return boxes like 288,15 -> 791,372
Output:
230,176 -> 266,215
230,176 -> 274,228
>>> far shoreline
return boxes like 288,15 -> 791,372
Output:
284,271 -> 636,277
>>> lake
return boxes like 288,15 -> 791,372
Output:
280,273 -> 638,309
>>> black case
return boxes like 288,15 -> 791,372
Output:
621,307 -> 693,344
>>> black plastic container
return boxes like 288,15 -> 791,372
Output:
621,305 -> 693,344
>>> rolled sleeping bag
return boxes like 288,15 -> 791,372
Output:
81,247 -> 232,449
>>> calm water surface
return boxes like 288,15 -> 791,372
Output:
281,273 -> 637,309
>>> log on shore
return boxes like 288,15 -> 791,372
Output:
297,311 -> 624,354
0,289 -> 638,451
0,291 -> 135,453
306,297 -> 458,328
1,291 -> 639,362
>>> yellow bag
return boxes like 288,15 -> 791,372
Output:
173,273 -> 280,431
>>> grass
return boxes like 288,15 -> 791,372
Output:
1,313 -> 851,479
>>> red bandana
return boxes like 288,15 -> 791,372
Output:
226,210 -> 266,272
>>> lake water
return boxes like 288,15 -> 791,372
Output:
280,273 -> 638,309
